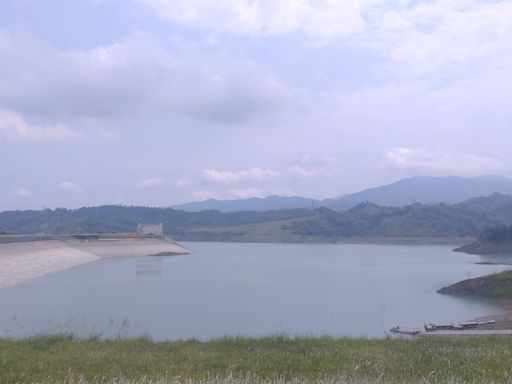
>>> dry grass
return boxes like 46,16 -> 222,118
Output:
34,376 -> 503,384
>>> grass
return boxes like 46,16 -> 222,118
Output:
478,269 -> 512,298
2,335 -> 512,383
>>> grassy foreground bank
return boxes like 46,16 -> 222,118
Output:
2,335 -> 512,383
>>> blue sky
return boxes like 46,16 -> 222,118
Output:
1,0 -> 511,210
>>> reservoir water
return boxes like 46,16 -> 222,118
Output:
0,242 -> 509,340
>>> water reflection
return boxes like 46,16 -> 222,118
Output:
136,257 -> 163,278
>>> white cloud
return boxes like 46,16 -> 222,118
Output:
372,0 -> 512,73
289,165 -> 316,177
190,190 -> 217,201
14,187 -> 32,197
0,33 -> 289,126
189,186 -> 294,201
136,0 -> 378,40
386,147 -> 508,175
137,177 -> 164,188
59,181 -> 83,193
227,187 -> 265,199
0,110 -> 77,140
176,178 -> 192,187
137,0 -> 512,73
202,167 -> 279,184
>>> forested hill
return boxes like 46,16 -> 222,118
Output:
0,206 -> 311,235
2,193 -> 512,242
288,193 -> 512,238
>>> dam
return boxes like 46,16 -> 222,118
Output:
0,233 -> 190,289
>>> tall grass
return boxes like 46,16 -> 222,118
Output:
2,335 -> 512,383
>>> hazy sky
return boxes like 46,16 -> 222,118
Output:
1,0 -> 511,210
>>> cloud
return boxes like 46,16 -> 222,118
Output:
14,187 -> 32,197
137,177 -> 164,188
190,190 -> 217,201
202,167 -> 279,184
136,0 -> 377,40
0,110 -> 77,140
371,0 -> 512,73
385,147 -> 508,175
176,178 -> 192,187
289,165 -> 316,177
59,181 -> 83,193
137,0 -> 512,73
189,186 -> 293,201
227,187 -> 265,199
0,33 -> 289,126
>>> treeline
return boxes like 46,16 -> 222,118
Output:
0,205 -> 311,235
2,193 -> 512,241
285,194 -> 512,238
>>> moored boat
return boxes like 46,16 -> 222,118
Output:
390,326 -> 422,335
424,319 -> 495,332
477,320 -> 496,326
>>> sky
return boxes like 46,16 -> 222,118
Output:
1,0 -> 512,211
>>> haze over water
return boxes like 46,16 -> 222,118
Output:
0,242 -> 508,340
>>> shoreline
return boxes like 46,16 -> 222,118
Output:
0,235 -> 190,289
177,236 -> 472,246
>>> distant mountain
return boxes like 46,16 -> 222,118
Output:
173,195 -> 316,212
173,175 -> 512,213
322,175 -> 512,210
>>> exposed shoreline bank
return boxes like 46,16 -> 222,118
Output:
175,235 -> 473,246
454,240 -> 512,255
0,234 -> 190,289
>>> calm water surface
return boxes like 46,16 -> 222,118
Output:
0,242 -> 510,340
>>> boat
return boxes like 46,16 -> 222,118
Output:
390,326 -> 422,336
424,323 -> 437,332
424,319 -> 495,332
424,323 -> 455,331
477,320 -> 496,326
460,320 -> 478,329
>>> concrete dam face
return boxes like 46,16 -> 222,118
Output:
0,234 -> 190,289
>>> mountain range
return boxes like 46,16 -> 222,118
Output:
174,175 -> 512,212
